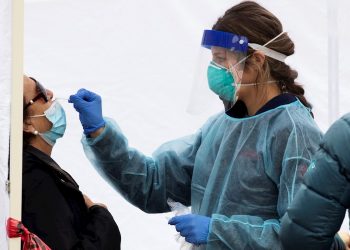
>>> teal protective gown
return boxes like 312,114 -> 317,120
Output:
82,100 -> 322,249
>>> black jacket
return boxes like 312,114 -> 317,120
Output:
22,145 -> 121,250
280,114 -> 350,250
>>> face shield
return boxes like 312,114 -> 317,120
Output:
187,29 -> 287,115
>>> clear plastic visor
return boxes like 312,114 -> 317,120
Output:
187,30 -> 248,115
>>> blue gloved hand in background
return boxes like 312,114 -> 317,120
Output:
69,88 -> 105,135
168,214 -> 211,245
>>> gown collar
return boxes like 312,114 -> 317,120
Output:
226,93 -> 297,118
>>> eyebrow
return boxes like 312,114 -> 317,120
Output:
213,52 -> 226,56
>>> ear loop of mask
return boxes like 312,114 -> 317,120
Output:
29,114 -> 46,118
237,80 -> 278,87
28,97 -> 67,119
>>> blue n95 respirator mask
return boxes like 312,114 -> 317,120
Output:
29,100 -> 67,146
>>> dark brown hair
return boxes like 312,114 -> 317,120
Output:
213,1 -> 312,109
23,97 -> 34,147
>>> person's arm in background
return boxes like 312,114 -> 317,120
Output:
280,113 -> 350,250
69,89 -> 203,213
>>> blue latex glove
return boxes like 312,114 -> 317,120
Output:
168,214 -> 211,245
69,88 -> 105,135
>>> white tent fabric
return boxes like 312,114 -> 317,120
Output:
0,0 -> 11,248
17,0 -> 350,249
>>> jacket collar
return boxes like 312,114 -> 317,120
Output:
24,145 -> 79,188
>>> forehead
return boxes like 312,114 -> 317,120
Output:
211,46 -> 228,55
211,46 -> 241,59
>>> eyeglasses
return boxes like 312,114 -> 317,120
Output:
24,77 -> 49,110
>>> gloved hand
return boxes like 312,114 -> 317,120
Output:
168,214 -> 211,245
69,88 -> 105,135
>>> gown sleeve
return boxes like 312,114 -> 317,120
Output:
81,117 -> 203,213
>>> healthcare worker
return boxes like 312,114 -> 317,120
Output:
69,1 -> 323,249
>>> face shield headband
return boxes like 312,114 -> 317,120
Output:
201,29 -> 288,63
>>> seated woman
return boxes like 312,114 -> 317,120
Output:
22,75 -> 121,249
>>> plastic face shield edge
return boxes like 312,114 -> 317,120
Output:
187,30 -> 249,115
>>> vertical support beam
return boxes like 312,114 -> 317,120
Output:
328,0 -> 339,125
9,0 -> 23,249
0,0 -> 11,248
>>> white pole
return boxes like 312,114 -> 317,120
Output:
0,0 -> 12,248
9,0 -> 23,249
328,0 -> 339,125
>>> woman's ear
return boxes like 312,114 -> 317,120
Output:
23,118 -> 35,133
251,51 -> 265,67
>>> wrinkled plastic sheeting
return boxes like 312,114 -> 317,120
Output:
0,0 -> 11,248
167,199 -> 196,250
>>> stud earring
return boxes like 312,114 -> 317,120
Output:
280,80 -> 287,93
33,130 -> 39,135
